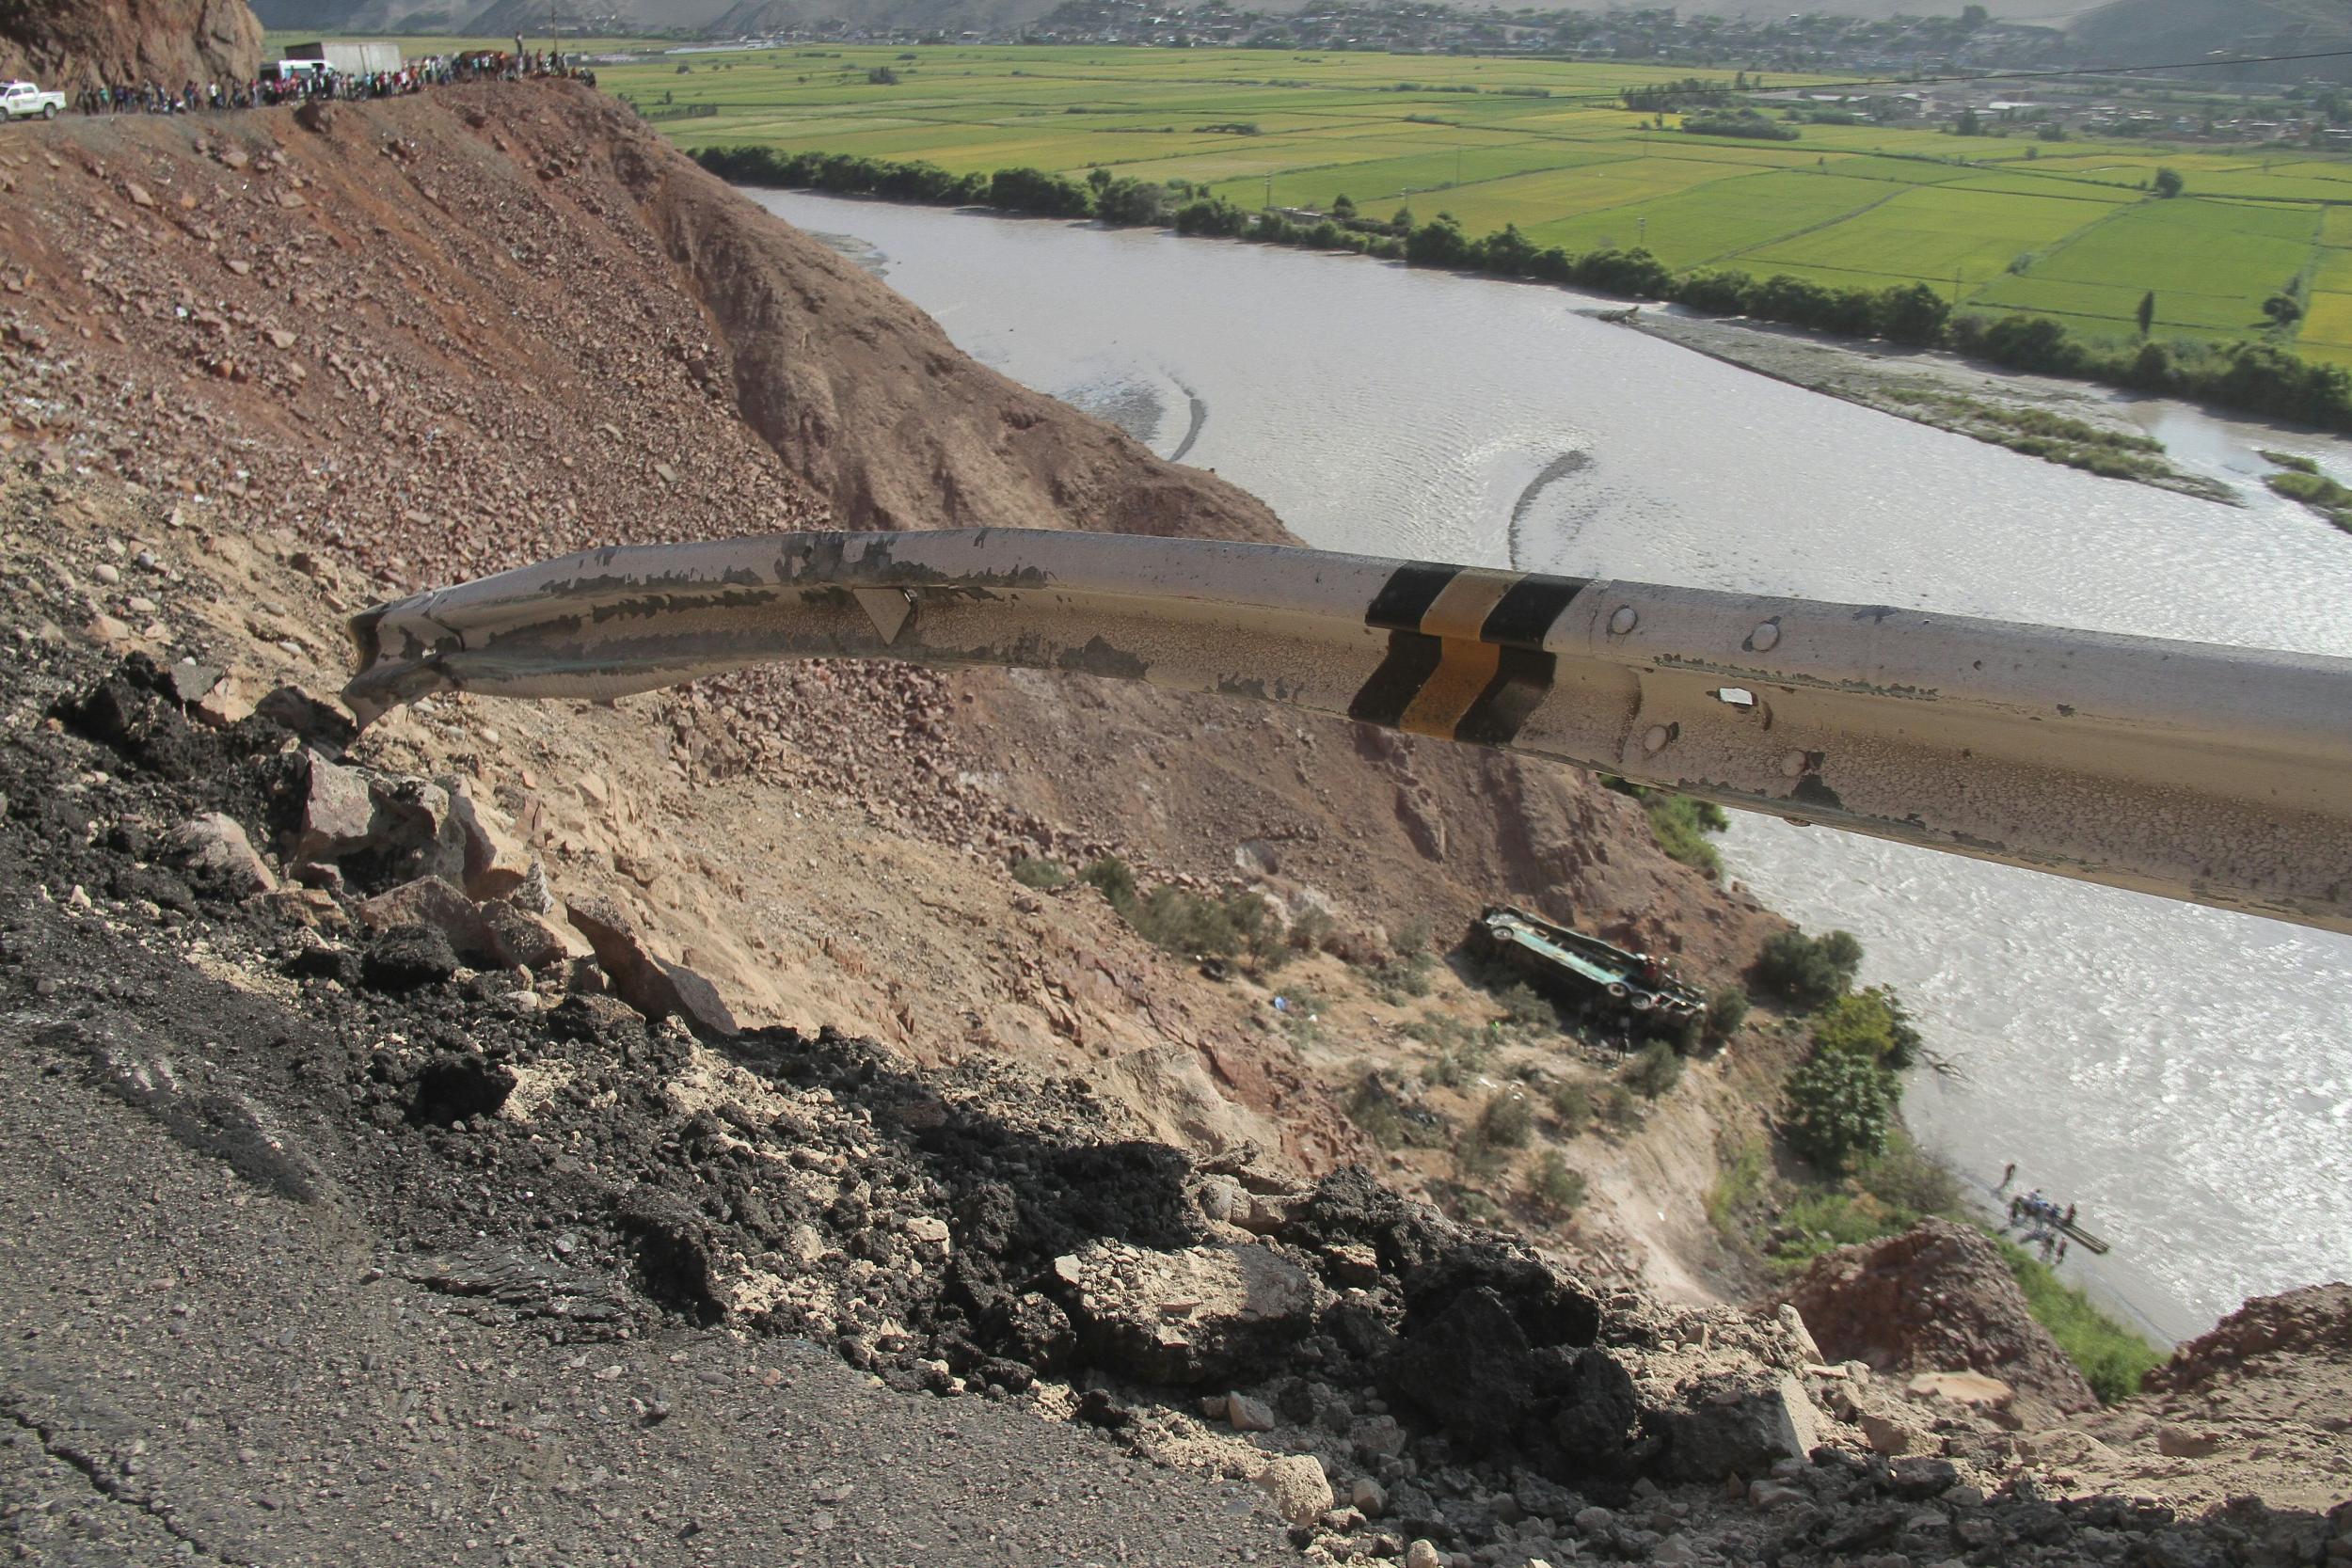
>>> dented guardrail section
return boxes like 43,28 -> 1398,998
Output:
345,530 -> 2352,933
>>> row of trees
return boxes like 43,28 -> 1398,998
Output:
695,143 -> 2352,436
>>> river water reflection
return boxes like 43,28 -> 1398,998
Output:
751,188 -> 2352,1339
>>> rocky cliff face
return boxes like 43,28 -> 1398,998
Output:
0,0 -> 263,91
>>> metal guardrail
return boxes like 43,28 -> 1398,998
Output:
345,530 -> 2352,934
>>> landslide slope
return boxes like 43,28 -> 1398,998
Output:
0,77 -> 1782,1291
0,77 -> 1773,985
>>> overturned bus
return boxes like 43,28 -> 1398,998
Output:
1471,905 -> 1704,1032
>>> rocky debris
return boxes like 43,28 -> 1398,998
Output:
358,875 -> 497,963
397,1243 -> 628,1327
1228,1391 -> 1279,1432
479,898 -> 570,971
361,923 -> 460,992
1,490 -> 2338,1568
292,749 -> 374,862
2055,1283 -> 2352,1514
1784,1218 -> 2097,1421
1648,1373 -> 1822,1482
446,779 -> 532,899
1907,1369 -> 2018,1411
2150,1283 -> 2352,1394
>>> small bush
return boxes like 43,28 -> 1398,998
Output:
1623,1041 -> 1685,1100
1346,1075 -> 1407,1148
1784,1049 -> 1896,1171
1454,1187 -> 1506,1227
1402,1012 -> 1481,1054
1010,857 -> 1068,890
1082,856 -> 1137,909
1287,905 -> 1338,955
1393,916 -> 1434,958
1526,1150 -> 1588,1217
1549,1079 -> 1592,1132
1598,1083 -> 1643,1130
1129,885 -> 1249,957
1646,794 -> 1729,875
1769,1188 -> 1913,1270
1811,986 -> 1921,1069
1704,986 -> 1750,1041
1495,982 -> 1557,1032
1856,1133 -> 1964,1216
1480,1089 -> 1536,1148
1454,1126 -> 1508,1181
1754,927 -> 1865,1007
1374,959 -> 1433,1001
1706,1137 -> 1770,1237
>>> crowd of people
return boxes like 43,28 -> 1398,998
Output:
2008,1188 -> 2079,1264
65,48 -> 596,118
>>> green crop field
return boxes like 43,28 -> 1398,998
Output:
593,43 -> 2352,365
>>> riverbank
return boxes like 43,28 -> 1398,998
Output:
1615,308 -> 2238,504
694,142 -> 2352,464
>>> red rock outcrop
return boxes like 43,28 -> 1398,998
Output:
0,0 -> 264,93
1783,1218 -> 2097,1421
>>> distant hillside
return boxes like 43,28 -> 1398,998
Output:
2066,0 -> 2352,82
250,0 -> 2331,54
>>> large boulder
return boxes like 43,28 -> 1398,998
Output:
1649,1374 -> 1824,1481
1376,1242 -> 1639,1481
168,812 -> 277,895
565,894 -> 739,1038
1782,1219 -> 2096,1421
1382,1285 -> 1537,1434
1050,1240 -> 1327,1386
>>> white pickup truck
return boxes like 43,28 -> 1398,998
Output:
2,81 -> 66,121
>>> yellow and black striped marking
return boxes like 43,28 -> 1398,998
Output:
1348,563 -> 1586,743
